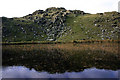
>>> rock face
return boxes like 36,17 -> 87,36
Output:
2,7 -> 120,42
23,7 -> 78,41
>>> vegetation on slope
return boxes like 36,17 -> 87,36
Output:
58,12 -> 120,41
2,7 -> 120,42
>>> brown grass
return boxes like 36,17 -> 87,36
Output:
2,43 -> 119,54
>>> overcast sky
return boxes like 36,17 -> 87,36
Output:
0,0 -> 119,18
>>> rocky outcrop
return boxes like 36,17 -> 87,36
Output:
22,7 -> 85,41
2,7 -> 120,42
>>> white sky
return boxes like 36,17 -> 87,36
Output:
0,0 -> 119,18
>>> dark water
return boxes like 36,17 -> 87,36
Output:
2,43 -> 120,78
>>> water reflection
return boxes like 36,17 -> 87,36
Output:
2,66 -> 119,78
2,43 -> 120,78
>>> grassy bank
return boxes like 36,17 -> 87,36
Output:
1,40 -> 120,45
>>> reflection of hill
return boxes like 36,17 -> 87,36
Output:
2,43 -> 120,73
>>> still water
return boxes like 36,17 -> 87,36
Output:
2,66 -> 119,78
2,43 -> 120,78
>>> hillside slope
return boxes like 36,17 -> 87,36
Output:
2,7 -> 120,42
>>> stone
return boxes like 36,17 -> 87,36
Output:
94,24 -> 97,26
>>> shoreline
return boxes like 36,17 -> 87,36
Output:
1,40 -> 120,45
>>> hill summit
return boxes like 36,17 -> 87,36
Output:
2,7 -> 120,42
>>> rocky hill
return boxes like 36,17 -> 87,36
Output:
2,7 -> 120,42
